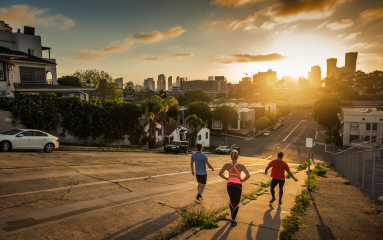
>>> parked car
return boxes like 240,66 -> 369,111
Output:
215,146 -> 230,154
164,140 -> 189,154
210,132 -> 222,137
230,146 -> 240,155
0,129 -> 59,153
264,131 -> 270,136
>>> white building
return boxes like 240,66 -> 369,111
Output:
0,21 -> 92,99
196,127 -> 210,147
339,108 -> 383,146
165,124 -> 189,143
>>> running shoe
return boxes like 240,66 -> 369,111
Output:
194,198 -> 200,204
231,220 -> 237,226
198,195 -> 203,201
269,198 -> 276,203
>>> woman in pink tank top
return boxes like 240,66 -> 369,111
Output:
219,150 -> 250,226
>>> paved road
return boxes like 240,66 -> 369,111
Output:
211,109 -> 319,163
0,110 -> 315,239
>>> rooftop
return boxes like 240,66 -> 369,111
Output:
342,108 -> 383,116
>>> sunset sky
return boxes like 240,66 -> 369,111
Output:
1,0 -> 382,86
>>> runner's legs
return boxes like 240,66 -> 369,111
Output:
227,184 -> 242,220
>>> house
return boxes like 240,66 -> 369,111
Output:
165,124 -> 189,144
196,127 -> 210,147
338,107 -> 383,146
142,120 -> 164,145
0,21 -> 93,100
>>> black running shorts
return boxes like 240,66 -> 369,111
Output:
196,174 -> 207,184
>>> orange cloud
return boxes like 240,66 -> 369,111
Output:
71,52 -> 105,61
145,56 -> 166,61
210,0 -> 263,8
349,42 -> 383,50
91,40 -> 133,52
343,32 -> 361,40
131,26 -> 186,42
360,6 -> 383,22
0,5 -> 75,29
326,19 -> 354,30
216,53 -> 288,64
169,52 -> 194,58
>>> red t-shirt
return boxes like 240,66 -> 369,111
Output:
268,160 -> 290,180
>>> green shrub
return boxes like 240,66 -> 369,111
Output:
296,161 -> 308,171
305,172 -> 318,191
311,165 -> 327,176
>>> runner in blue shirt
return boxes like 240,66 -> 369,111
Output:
191,143 -> 214,203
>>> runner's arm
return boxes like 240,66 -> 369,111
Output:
206,162 -> 214,171
265,166 -> 271,175
287,171 -> 298,182
219,164 -> 228,180
190,160 -> 195,176
241,166 -> 251,182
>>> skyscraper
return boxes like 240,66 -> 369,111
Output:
345,52 -> 358,75
168,76 -> 172,90
157,74 -> 166,90
326,58 -> 337,78
253,70 -> 277,86
144,78 -> 155,91
308,66 -> 321,87
176,76 -> 180,85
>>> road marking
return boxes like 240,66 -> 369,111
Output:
263,155 -> 272,159
282,121 -> 302,142
0,163 -> 268,199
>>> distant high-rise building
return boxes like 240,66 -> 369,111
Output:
326,58 -> 337,78
115,78 -> 123,89
208,76 -> 214,80
157,74 -> 166,90
253,70 -> 277,86
144,78 -> 155,91
176,76 -> 180,85
345,52 -> 358,75
240,77 -> 252,84
308,66 -> 321,87
168,76 -> 172,90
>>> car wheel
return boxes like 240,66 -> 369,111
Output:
165,149 -> 169,153
185,150 -> 189,154
44,143 -> 54,153
0,141 -> 11,152
175,149 -> 179,154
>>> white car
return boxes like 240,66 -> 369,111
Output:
264,131 -> 270,136
0,129 -> 59,153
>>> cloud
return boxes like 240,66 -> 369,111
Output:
168,45 -> 181,49
337,34 -> 344,38
169,52 -> 194,58
316,21 -> 328,29
0,5 -> 75,29
215,53 -> 288,64
210,0 -> 263,8
349,42 -> 383,50
343,32 -> 361,40
145,56 -> 166,61
360,6 -> 383,22
130,26 -> 185,42
71,52 -> 105,61
377,34 -> 383,39
91,40 -> 133,52
261,22 -> 277,29
326,19 -> 354,30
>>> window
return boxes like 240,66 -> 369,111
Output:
366,123 -> 371,130
350,123 -> 359,130
35,131 -> 48,137
0,61 -> 4,81
365,136 -> 370,141
198,135 -> 201,141
28,49 -> 34,56
20,131 -> 34,137
372,136 -> 376,142
206,132 -> 208,139
157,129 -> 161,136
372,123 -> 377,130
20,67 -> 46,83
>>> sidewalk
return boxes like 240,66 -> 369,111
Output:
293,166 -> 383,240
178,170 -> 308,240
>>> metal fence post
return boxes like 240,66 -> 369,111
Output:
372,144 -> 376,198
356,148 -> 359,187
362,149 -> 365,191
351,149 -> 353,183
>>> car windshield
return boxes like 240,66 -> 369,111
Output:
218,146 -> 227,149
171,141 -> 180,145
1,129 -> 24,135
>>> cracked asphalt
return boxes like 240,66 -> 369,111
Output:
0,110 -> 320,239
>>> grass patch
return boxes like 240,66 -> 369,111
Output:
161,205 -> 228,240
285,171 -> 298,179
296,161 -> 308,171
325,164 -> 335,170
311,165 -> 327,177
305,172 -> 318,191
279,190 -> 314,240
259,179 -> 272,188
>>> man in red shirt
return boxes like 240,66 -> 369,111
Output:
265,152 -> 298,205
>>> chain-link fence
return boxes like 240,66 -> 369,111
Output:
331,145 -> 383,202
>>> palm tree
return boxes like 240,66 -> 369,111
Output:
186,114 -> 206,147
141,95 -> 178,148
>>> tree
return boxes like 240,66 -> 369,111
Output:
186,115 -> 206,147
73,69 -> 123,101
312,96 -> 341,139
140,95 -> 178,148
213,105 -> 238,145
178,89 -> 213,106
158,89 -> 167,99
298,78 -> 310,88
254,116 -> 270,131
185,101 -> 212,122
57,75 -> 82,87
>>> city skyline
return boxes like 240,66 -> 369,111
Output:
1,0 -> 382,85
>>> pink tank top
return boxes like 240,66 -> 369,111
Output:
227,162 -> 242,184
